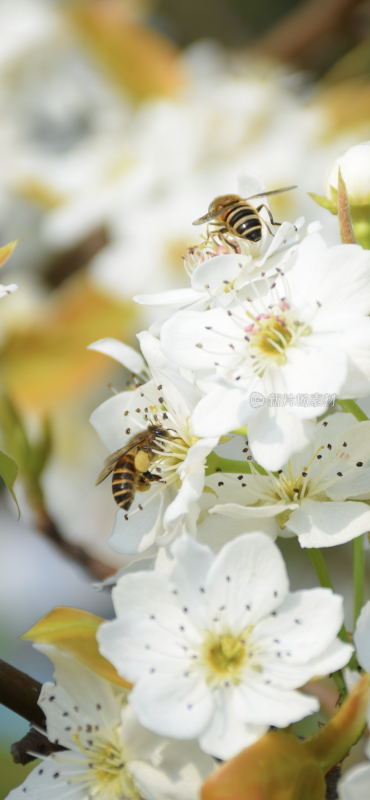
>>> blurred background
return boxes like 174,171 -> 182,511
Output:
1,0 -> 370,794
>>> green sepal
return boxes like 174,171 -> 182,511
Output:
308,192 -> 338,215
275,508 -> 292,528
0,449 -> 20,517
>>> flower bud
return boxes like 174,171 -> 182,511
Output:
325,142 -> 370,204
309,142 -> 370,248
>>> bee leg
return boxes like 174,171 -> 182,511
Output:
256,203 -> 281,229
257,203 -> 297,234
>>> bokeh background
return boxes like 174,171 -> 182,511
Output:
2,0 -> 370,794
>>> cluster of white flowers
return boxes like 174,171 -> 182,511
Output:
9,148 -> 370,798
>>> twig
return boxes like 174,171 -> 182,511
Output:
34,508 -> 115,581
325,763 -> 341,799
0,659 -> 66,765
11,729 -> 65,766
0,659 -> 45,727
253,0 -> 361,65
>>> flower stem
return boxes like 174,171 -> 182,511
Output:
205,453 -> 252,475
336,399 -> 369,422
353,535 -> 365,626
307,549 -> 348,643
307,548 -> 353,695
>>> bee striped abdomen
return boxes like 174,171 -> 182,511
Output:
112,453 -> 136,510
223,204 -> 262,242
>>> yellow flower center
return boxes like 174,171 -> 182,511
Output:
73,732 -> 140,800
246,310 -> 312,375
207,635 -> 246,674
200,629 -> 259,687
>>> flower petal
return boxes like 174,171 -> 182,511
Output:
88,338 -> 146,374
287,501 -> 370,547
130,674 -> 214,740
205,532 -> 289,632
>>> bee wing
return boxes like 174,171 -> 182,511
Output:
192,210 -> 218,225
244,186 -> 297,202
95,431 -> 155,486
192,201 -> 240,226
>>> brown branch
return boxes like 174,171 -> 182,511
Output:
0,659 -> 66,765
34,508 -> 115,582
325,763 -> 341,799
11,729 -> 66,766
0,659 -> 45,727
252,0 -> 361,65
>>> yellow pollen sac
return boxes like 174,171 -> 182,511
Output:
81,741 -> 140,800
207,635 -> 246,675
252,317 -> 292,363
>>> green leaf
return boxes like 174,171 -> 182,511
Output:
308,192 -> 338,215
0,449 -> 20,517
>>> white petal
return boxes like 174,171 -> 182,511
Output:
130,674 -> 214,740
109,491 -> 165,554
161,308 -> 242,371
169,534 -> 214,627
205,533 -> 289,632
191,253 -> 252,292
354,600 -> 370,671
306,638 -> 353,676
88,338 -> 146,374
288,501 -> 370,547
338,763 -> 370,800
198,687 -> 266,759
90,386 -> 150,452
248,406 -> 315,471
233,680 -> 318,727
129,739 -> 215,800
35,645 -> 125,750
280,338 -> 348,415
255,220 -> 297,267
327,470 -> 370,500
191,385 -> 252,437
134,287 -> 201,307
210,501 -> 298,519
6,756 -> 84,800
254,588 -> 345,665
120,703 -> 165,761
180,437 -> 219,472
163,468 -> 203,531
197,513 -> 279,552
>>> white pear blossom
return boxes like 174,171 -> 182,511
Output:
134,169 -> 301,328
160,232 -> 370,470
205,412 -> 370,548
326,142 -> 370,204
98,532 -> 352,760
7,644 -> 214,800
89,332 -> 219,554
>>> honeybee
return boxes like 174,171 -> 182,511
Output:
192,186 -> 297,244
96,425 -> 171,511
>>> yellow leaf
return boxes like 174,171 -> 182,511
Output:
23,607 -> 132,690
0,240 -> 19,269
68,0 -> 184,100
303,672 -> 369,774
201,732 -> 325,800
0,275 -> 137,413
